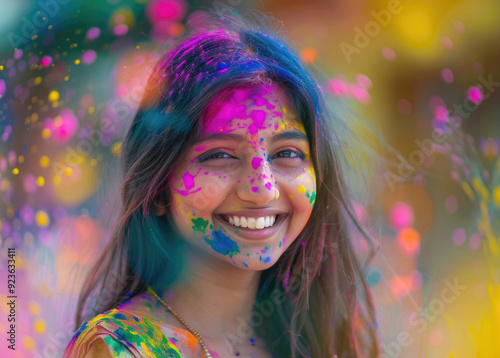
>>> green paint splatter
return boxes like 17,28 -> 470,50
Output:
72,308 -> 184,357
279,241 -> 282,248
306,191 -> 316,205
192,217 -> 209,233
310,191 -> 316,204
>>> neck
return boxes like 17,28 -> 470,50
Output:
155,244 -> 263,342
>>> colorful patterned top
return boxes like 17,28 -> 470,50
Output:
63,292 -> 202,358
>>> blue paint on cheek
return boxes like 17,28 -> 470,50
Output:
204,230 -> 240,258
259,256 -> 272,263
242,262 -> 248,267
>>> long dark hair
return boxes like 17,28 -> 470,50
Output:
75,8 -> 381,357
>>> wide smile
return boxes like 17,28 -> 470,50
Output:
213,213 -> 288,241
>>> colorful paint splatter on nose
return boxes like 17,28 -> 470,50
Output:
205,229 -> 240,258
252,157 -> 263,169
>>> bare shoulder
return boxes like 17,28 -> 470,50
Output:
83,338 -> 113,358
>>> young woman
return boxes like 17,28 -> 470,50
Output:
63,9 -> 381,358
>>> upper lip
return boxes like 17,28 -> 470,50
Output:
214,209 -> 288,217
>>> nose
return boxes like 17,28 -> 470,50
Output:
235,156 -> 279,205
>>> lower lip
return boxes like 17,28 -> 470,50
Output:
213,214 -> 287,241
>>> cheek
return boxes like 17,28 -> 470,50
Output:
170,168 -> 233,214
290,168 -> 317,211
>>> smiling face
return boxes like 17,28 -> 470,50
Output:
163,83 -> 316,270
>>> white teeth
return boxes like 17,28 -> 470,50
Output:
256,217 -> 265,229
222,214 -> 279,230
247,217 -> 256,229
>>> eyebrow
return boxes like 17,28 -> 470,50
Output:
194,130 -> 309,145
270,130 -> 309,144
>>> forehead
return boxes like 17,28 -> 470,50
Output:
201,83 -> 303,136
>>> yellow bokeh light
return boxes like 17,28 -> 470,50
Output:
23,336 -> 36,351
0,179 -> 10,191
39,156 -> 50,167
111,142 -> 122,157
48,90 -> 59,102
74,59 -> 81,65
36,176 -> 45,187
394,7 -> 435,48
493,186 -> 500,208
41,128 -> 51,139
52,153 -> 100,206
12,168 -> 19,175
33,317 -> 46,334
34,76 -> 42,85
35,210 -> 49,228
28,301 -> 41,315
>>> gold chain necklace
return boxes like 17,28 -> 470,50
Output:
147,285 -> 214,358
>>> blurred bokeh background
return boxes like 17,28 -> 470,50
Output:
0,0 -> 499,357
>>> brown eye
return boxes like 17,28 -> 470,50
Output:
198,151 -> 235,162
271,150 -> 305,160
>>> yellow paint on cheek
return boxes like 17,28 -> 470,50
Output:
297,185 -> 307,194
173,193 -> 183,206
308,169 -> 316,189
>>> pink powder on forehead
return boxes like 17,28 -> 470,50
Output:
201,100 -> 247,134
201,84 -> 290,135
252,94 -> 275,109
247,109 -> 267,135
219,103 -> 247,121
230,87 -> 254,103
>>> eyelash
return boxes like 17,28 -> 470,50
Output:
198,149 -> 306,162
